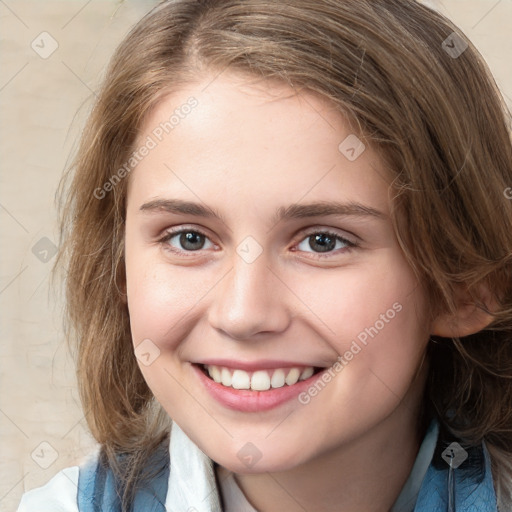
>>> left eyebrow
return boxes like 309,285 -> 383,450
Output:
270,201 -> 387,224
139,198 -> 387,225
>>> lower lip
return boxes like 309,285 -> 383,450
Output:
192,364 -> 325,412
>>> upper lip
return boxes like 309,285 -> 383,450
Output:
194,359 -> 324,371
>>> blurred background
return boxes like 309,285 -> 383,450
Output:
0,0 -> 510,510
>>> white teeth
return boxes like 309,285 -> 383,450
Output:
204,365 -> 317,391
231,369 -> 251,389
210,366 -> 222,383
221,367 -> 232,387
285,368 -> 300,386
271,369 -> 286,388
299,367 -> 314,380
251,370 -> 271,391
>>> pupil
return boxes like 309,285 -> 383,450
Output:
181,232 -> 204,250
310,233 -> 335,253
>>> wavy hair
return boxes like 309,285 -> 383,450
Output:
55,0 -> 512,508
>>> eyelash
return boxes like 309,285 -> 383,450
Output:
157,226 -> 358,259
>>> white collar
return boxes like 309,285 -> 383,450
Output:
166,421 -> 223,511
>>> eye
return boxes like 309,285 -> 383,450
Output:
158,228 -> 215,255
294,230 -> 357,257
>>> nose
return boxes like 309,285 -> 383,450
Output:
207,250 -> 291,340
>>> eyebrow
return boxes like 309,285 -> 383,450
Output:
139,198 -> 386,224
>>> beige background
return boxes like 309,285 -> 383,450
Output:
0,1 -> 510,510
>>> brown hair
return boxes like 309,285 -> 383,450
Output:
55,0 -> 512,508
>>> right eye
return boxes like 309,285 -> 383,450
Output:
158,228 -> 216,255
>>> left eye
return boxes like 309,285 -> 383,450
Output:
296,231 -> 355,255
159,228 -> 356,257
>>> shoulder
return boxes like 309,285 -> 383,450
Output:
17,465 -> 80,512
17,448 -> 101,512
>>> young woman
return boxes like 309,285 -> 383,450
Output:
18,0 -> 512,510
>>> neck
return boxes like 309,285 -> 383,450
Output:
234,372 -> 429,512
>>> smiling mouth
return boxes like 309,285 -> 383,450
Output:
196,363 -> 324,391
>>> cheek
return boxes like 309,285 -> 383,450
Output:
292,250 -> 427,342
358,287 -> 428,401
303,250 -> 429,385
125,253 -> 214,348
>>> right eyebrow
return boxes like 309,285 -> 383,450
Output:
139,198 -> 226,221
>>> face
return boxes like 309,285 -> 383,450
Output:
124,70 -> 431,473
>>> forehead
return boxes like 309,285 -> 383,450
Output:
127,71 -> 390,216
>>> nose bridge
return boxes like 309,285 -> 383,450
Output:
208,244 -> 289,339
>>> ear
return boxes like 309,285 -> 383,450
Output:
431,282 -> 498,338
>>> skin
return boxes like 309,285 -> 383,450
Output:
123,70 -> 439,512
